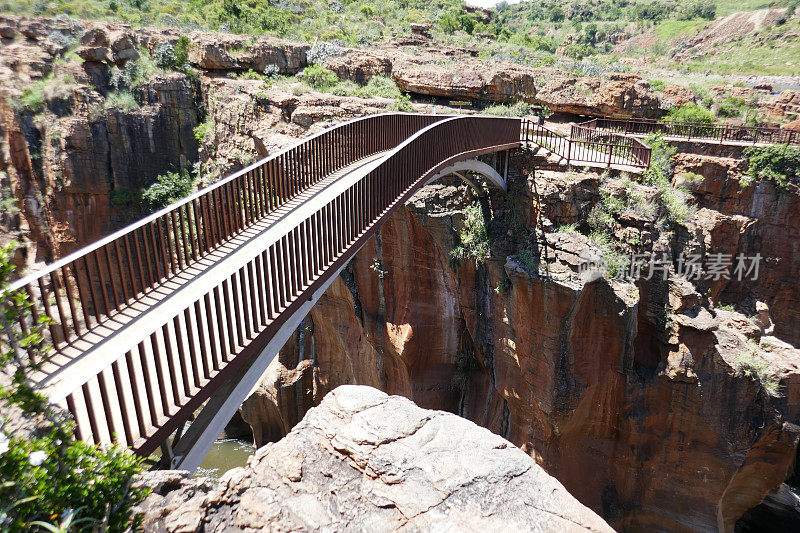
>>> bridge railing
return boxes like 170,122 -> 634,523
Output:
6,113 -> 442,358
45,115 -> 521,454
570,124 -> 652,168
521,119 -> 651,169
583,117 -> 800,146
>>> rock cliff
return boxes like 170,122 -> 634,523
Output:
138,385 -> 613,532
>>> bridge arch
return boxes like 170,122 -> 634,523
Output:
425,158 -> 507,193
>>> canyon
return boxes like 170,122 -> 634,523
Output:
2,14 -> 800,532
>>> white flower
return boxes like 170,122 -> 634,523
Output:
28,450 -> 47,466
0,433 -> 8,455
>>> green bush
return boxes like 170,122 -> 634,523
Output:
18,82 -> 47,113
103,91 -> 139,111
717,96 -> 746,119
193,119 -> 214,143
451,202 -> 490,263
732,349 -> 781,397
663,102 -> 715,124
110,187 -> 136,206
483,101 -> 532,117
743,144 -> 800,189
302,64 -> 339,90
649,79 -> 666,92
439,12 -> 460,34
141,171 -> 195,210
643,133 -> 696,224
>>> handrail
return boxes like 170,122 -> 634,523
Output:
521,119 -> 651,169
8,113 -> 443,353
583,117 -> 800,146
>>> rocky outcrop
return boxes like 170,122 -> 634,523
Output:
138,385 -> 613,532
534,73 -> 662,117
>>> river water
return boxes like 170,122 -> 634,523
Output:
194,438 -> 255,481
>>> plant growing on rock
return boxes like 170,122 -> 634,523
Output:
662,102 -> 715,124
141,170 -> 195,211
643,134 -> 697,225
451,202 -> 490,264
742,144 -> 800,190
307,41 -> 342,65
301,64 -> 339,90
731,348 -> 782,397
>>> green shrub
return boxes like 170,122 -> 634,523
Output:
439,12 -> 460,34
483,101 -> 532,117
110,187 -> 136,206
18,82 -> 47,113
663,102 -> 715,124
643,133 -> 696,224
355,76 -> 402,99
732,349 -> 781,397
564,42 -> 596,60
302,64 -> 338,90
393,92 -> 413,112
649,79 -> 666,92
141,171 -> 195,210
193,119 -> 214,143
360,4 -> 374,17
717,96 -> 746,119
103,91 -> 138,111
588,231 -> 629,278
451,202 -> 490,263
743,144 -> 800,189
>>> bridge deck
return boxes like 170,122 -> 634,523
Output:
7,114 -> 524,466
36,151 -> 388,449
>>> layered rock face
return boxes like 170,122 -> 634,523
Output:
242,162 -> 800,532
139,385 -> 613,532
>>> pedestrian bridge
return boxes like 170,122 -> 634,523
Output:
5,113 -> 648,470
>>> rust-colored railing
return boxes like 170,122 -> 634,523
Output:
7,113 -> 441,352
570,124 -> 652,168
584,117 -> 800,146
521,119 -> 651,169
5,114 -> 520,457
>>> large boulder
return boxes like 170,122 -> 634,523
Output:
138,386 -> 613,532
535,72 -> 662,118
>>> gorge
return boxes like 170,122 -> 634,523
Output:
2,13 -> 800,533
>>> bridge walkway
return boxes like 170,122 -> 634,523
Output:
35,150 -> 390,452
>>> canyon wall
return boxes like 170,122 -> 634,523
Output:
241,161 -> 800,532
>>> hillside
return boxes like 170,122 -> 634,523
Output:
1,0 -> 799,74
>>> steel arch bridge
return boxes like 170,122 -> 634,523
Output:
3,113 -> 648,470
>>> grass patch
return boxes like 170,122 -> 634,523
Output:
732,348 -> 782,397
103,90 -> 139,111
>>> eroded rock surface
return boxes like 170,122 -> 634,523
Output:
139,385 -> 613,532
